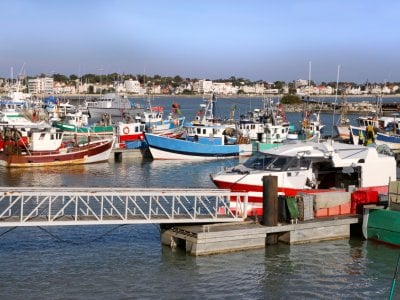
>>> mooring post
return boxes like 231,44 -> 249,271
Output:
262,175 -> 278,245
114,151 -> 122,162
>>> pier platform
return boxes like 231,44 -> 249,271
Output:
111,148 -> 142,160
161,216 -> 359,256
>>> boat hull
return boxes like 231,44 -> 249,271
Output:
376,132 -> 400,151
145,133 -> 252,160
363,207 -> 400,246
88,107 -> 144,119
55,123 -> 114,134
212,177 -> 388,216
335,124 -> 350,140
0,138 -> 114,167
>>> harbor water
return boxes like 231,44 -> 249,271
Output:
1,96 -> 400,299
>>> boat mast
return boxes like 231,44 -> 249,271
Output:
331,64 -> 341,140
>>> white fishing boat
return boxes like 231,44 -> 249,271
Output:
211,140 -> 396,216
238,99 -> 291,143
87,93 -> 144,119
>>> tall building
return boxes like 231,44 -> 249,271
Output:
124,79 -> 141,94
197,80 -> 213,94
28,77 -> 54,94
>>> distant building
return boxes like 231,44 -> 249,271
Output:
28,77 -> 54,94
197,80 -> 213,94
295,79 -> 309,88
124,79 -> 141,94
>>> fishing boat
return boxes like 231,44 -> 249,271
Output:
144,132 -> 251,160
334,93 -> 351,141
184,93 -> 236,142
298,110 -> 324,141
0,127 -> 114,167
238,99 -> 291,151
143,94 -> 253,160
211,140 -> 396,216
141,102 -> 185,134
349,113 -> 400,150
54,111 -> 114,134
115,121 -> 146,149
87,93 -> 144,119
362,181 -> 400,246
0,108 -> 49,130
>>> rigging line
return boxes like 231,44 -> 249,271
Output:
0,226 -> 17,238
37,224 -> 128,245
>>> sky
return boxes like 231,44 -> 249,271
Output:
1,0 -> 399,83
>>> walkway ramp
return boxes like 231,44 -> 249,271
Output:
0,187 -> 248,227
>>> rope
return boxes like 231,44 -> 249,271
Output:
37,224 -> 128,245
0,227 -> 17,238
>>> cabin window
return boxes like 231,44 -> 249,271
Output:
287,158 -> 311,171
243,153 -> 293,171
267,157 -> 289,171
39,133 -> 46,140
243,154 -> 275,170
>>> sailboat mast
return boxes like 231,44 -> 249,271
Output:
331,65 -> 341,140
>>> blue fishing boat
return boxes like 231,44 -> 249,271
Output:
144,132 -> 252,160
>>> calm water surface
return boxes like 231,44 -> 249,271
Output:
0,97 -> 399,299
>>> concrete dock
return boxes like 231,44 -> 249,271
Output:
112,148 -> 142,161
161,216 -> 359,256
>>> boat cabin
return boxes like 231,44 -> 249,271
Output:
28,129 -> 64,152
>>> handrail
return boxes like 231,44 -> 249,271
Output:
0,187 -> 248,227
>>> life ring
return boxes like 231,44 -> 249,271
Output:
123,127 -> 130,135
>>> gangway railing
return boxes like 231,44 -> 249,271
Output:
0,187 -> 248,227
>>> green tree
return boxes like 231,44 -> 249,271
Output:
281,94 -> 301,104
53,73 -> 68,82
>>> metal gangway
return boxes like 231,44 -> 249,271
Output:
0,187 -> 248,227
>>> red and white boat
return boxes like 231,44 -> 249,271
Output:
210,140 -> 396,216
115,122 -> 146,149
0,127 -> 114,167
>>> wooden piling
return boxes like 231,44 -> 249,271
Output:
262,175 -> 278,245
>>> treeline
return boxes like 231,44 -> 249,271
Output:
2,72 -> 400,90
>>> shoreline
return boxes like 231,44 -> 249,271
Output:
49,93 -> 400,99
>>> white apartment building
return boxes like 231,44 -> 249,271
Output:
28,77 -> 54,94
148,85 -> 161,94
295,79 -> 309,88
124,79 -> 141,94
197,80 -> 213,94
211,82 -> 237,95
254,83 -> 265,94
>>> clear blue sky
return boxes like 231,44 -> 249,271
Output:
1,0 -> 399,83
